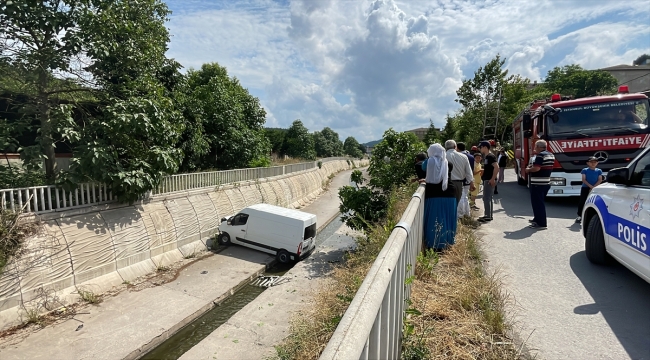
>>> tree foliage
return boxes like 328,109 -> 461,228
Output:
368,129 -> 425,193
338,129 -> 423,231
177,63 -> 270,172
422,119 -> 440,146
313,127 -> 343,157
265,128 -> 287,155
338,170 -> 387,231
0,0 -> 188,202
283,120 -> 315,160
543,64 -> 618,98
343,136 -> 364,158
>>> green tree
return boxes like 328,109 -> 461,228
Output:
177,63 -> 270,171
368,129 -> 425,192
357,142 -> 367,156
543,64 -> 618,98
265,128 -> 287,155
0,0 -> 90,180
313,127 -> 343,157
283,120 -> 315,160
343,136 -> 364,158
62,0 -> 186,202
422,119 -> 440,145
439,114 -> 458,143
1,0 -> 185,202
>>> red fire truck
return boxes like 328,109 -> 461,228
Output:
512,85 -> 650,197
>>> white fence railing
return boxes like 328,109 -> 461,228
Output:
0,157 -> 361,214
320,185 -> 424,360
0,183 -> 115,213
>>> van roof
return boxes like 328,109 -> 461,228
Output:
246,203 -> 316,221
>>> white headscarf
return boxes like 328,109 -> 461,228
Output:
425,143 -> 449,190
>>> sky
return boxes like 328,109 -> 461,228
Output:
164,0 -> 650,143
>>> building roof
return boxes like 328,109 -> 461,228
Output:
600,64 -> 650,71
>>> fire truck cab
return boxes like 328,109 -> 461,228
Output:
512,86 -> 650,197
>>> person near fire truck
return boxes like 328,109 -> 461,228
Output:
525,140 -> 555,230
575,156 -> 603,224
478,141 -> 498,222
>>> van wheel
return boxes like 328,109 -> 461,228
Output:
218,232 -> 231,246
585,215 -> 612,265
276,250 -> 291,264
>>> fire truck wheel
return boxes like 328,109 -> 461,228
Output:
585,215 -> 613,265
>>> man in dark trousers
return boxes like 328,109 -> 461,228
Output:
478,141 -> 498,222
525,140 -> 555,230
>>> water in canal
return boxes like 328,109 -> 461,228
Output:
140,216 -> 343,360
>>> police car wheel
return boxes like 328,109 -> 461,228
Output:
276,250 -> 291,264
218,232 -> 231,246
585,216 -> 612,265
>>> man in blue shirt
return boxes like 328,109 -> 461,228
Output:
525,140 -> 555,229
576,156 -> 603,223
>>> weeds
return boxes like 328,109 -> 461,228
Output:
24,308 -> 42,325
77,289 -> 101,304
0,210 -> 39,275
401,223 -> 519,359
156,265 -> 170,273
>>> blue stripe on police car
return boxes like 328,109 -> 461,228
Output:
587,194 -> 649,257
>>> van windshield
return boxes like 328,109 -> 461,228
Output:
304,223 -> 316,240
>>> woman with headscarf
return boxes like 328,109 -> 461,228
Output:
421,143 -> 457,250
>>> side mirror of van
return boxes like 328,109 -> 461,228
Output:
606,167 -> 629,185
523,130 -> 532,138
220,217 -> 227,223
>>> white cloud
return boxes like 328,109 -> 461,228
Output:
166,0 -> 650,143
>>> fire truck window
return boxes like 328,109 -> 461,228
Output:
631,152 -> 650,187
537,116 -> 544,134
635,103 -> 648,122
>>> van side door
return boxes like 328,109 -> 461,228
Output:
230,213 -> 250,242
607,152 -> 650,280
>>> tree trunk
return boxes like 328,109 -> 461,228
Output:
37,69 -> 56,182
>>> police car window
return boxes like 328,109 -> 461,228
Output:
631,152 -> 650,187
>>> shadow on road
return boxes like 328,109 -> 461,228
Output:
490,179 -> 580,222
570,251 -> 650,359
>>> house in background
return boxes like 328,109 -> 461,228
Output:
600,64 -> 650,96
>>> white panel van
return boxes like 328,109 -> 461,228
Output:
217,204 -> 317,263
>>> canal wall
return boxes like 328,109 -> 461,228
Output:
0,159 -> 367,330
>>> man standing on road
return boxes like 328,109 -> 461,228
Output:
478,141 -> 498,222
445,140 -> 475,211
525,140 -> 555,230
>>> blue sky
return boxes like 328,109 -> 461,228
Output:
164,0 -> 650,143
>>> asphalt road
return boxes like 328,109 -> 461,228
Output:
479,170 -> 650,360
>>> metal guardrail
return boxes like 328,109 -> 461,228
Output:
320,185 -> 424,360
0,157 -> 359,214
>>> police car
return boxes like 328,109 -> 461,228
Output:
582,146 -> 650,284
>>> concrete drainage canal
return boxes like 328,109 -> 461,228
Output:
140,217 -> 344,360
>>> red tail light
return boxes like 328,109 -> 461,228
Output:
297,242 -> 303,256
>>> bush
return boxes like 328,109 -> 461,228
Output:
0,164 -> 47,189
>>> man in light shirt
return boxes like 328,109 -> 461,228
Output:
445,140 -> 475,210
